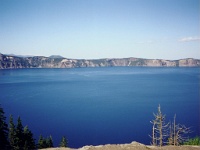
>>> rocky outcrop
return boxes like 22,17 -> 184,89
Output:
41,141 -> 200,150
0,53 -> 199,69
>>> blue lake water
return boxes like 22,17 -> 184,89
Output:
0,67 -> 199,148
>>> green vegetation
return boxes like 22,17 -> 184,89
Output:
38,135 -> 54,149
8,115 -> 36,150
184,137 -> 200,145
60,136 -> 68,147
0,104 -> 9,149
23,126 -> 35,150
9,115 -> 17,149
0,104 -> 68,149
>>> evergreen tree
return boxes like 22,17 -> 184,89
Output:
23,126 -> 35,150
1,106 -> 36,150
38,135 -> 48,149
46,135 -> 53,147
37,135 -> 54,148
59,136 -> 68,147
9,115 -> 17,149
0,105 -> 9,149
16,116 -> 24,149
23,141 -> 29,150
38,135 -> 44,149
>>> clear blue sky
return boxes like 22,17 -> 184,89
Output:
0,0 -> 199,59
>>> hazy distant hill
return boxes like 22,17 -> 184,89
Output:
0,53 -> 199,69
4,54 -> 35,58
49,55 -> 64,58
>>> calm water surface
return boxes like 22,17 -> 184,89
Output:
0,67 -> 199,148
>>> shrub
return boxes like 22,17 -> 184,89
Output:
184,137 -> 200,145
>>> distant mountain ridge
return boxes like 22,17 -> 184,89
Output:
0,53 -> 199,69
49,55 -> 64,58
3,53 -> 35,58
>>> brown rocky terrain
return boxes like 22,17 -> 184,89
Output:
0,53 -> 200,69
41,142 -> 200,150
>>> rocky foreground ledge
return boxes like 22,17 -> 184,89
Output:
41,141 -> 200,150
1,53 -> 200,69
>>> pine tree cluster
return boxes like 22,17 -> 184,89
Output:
9,115 -> 35,150
38,135 -> 53,149
0,104 -> 68,150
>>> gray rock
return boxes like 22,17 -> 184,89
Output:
0,53 -> 199,69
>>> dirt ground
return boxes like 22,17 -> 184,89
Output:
41,141 -> 200,150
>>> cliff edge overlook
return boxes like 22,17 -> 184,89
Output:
41,141 -> 200,150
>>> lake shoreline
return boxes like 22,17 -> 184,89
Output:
1,53 -> 200,69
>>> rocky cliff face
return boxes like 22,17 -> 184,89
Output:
0,53 -> 199,69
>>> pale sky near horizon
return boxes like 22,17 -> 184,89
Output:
0,0 -> 199,59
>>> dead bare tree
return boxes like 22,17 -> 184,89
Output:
168,114 -> 192,146
168,121 -> 173,145
150,120 -> 157,146
150,105 -> 169,147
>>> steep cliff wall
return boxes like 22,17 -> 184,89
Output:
0,53 -> 199,69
